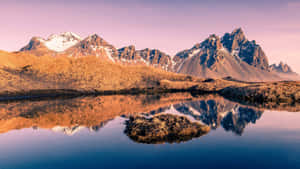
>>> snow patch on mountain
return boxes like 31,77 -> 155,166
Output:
189,49 -> 201,57
90,45 -> 115,62
39,32 -> 82,52
104,48 -> 115,62
231,48 -> 240,56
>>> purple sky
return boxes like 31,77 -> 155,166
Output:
1,0 -> 300,73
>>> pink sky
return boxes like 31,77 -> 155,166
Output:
1,0 -> 299,73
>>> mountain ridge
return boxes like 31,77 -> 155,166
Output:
18,29 -> 299,81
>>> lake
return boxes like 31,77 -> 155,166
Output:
0,93 -> 299,169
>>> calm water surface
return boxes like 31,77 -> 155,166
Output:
0,94 -> 299,169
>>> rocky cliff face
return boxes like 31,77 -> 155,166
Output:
138,48 -> 173,71
20,33 -> 173,70
118,45 -> 138,60
173,28 -> 284,81
20,37 -> 45,51
19,32 -> 119,61
173,35 -> 225,71
64,34 -> 119,61
118,46 -> 173,71
221,28 -> 269,70
270,62 -> 293,73
20,37 -> 56,56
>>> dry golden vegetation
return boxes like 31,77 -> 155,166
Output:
220,81 -> 300,104
0,50 -> 197,92
0,51 -> 299,104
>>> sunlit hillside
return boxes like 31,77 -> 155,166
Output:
0,51 -> 199,92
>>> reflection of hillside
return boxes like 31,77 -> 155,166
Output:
0,93 -> 296,137
0,93 -> 196,135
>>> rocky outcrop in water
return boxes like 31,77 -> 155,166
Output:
124,114 -> 210,144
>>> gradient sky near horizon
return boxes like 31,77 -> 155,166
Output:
1,0 -> 300,73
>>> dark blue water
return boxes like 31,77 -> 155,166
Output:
0,96 -> 299,169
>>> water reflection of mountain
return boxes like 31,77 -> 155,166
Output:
143,98 -> 263,136
51,121 -> 110,136
124,97 -> 263,144
221,107 -> 262,135
174,100 -> 263,135
0,93 -> 293,137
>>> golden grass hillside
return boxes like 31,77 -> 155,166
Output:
0,51 -> 200,92
0,51 -> 299,105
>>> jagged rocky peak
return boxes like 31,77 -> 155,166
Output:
222,27 -> 247,52
173,43 -> 201,62
240,41 -> 269,70
119,45 -> 136,51
172,28 -> 281,81
199,35 -> 227,68
172,34 -> 228,72
221,28 -> 269,70
118,45 -> 137,60
173,34 -> 223,61
270,62 -> 293,73
81,34 -> 110,47
139,48 -> 163,63
63,33 -> 118,61
201,34 -> 223,50
20,37 -> 46,51
139,48 -> 170,63
138,48 -> 173,70
117,46 -> 173,71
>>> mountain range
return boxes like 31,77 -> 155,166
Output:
19,28 -> 299,81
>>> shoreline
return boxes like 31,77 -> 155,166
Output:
0,88 -> 215,102
0,86 -> 299,110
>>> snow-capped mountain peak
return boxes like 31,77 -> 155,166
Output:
38,32 -> 82,52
